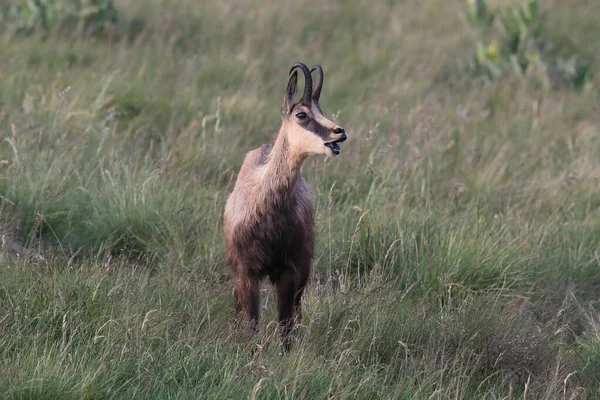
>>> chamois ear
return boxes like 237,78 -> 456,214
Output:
282,71 -> 298,117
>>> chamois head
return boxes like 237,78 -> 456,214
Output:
280,62 -> 347,157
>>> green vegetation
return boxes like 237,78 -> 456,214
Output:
463,0 -> 594,88
0,0 -> 119,35
1,0 -> 599,398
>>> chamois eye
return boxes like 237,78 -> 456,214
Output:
295,112 -> 308,120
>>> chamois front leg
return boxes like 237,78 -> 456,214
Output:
233,272 -> 259,336
293,286 -> 305,327
275,271 -> 296,354
293,264 -> 310,326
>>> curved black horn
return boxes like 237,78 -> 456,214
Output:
311,65 -> 324,104
289,62 -> 312,105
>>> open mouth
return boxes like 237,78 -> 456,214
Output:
324,135 -> 347,156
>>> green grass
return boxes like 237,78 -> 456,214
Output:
1,0 -> 600,398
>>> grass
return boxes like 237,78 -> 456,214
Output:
1,0 -> 600,398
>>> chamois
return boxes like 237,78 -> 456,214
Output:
223,62 -> 348,353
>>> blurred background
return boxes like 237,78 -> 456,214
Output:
0,0 -> 600,398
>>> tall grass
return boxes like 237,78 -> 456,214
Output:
1,0 -> 600,398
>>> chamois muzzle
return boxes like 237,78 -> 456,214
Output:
325,127 -> 347,156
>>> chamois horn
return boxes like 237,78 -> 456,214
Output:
289,62 -> 313,105
310,65 -> 324,107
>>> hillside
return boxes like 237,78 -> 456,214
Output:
1,0 -> 600,398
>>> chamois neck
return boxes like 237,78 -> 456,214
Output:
262,128 -> 305,198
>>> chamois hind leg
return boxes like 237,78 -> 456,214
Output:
275,270 -> 296,354
233,272 -> 259,335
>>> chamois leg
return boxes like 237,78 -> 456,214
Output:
294,268 -> 309,325
275,271 -> 296,354
233,273 -> 259,335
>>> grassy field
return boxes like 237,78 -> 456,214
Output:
1,0 -> 600,398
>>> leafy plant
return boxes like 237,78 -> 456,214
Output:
0,0 -> 119,35
462,0 -> 594,89
464,0 -> 493,26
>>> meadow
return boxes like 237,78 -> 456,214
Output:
1,0 -> 600,398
